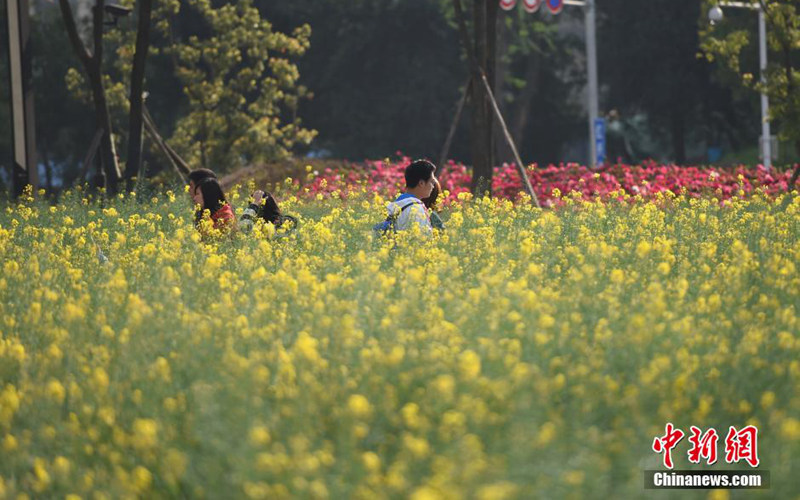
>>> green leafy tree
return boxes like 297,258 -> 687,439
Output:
168,0 -> 315,172
63,0 -> 314,181
701,0 -> 800,185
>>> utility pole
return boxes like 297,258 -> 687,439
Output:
709,2 -> 772,170
583,0 -> 600,168
5,0 -> 38,196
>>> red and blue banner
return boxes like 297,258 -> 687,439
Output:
500,0 -> 517,10
546,0 -> 564,14
523,0 -> 542,13
500,0 -> 563,14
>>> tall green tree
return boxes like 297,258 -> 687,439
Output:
700,0 -> 800,187
449,0 -> 498,195
63,0 -> 315,182
168,0 -> 315,172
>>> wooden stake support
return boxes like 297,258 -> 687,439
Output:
78,128 -> 104,184
142,105 -> 190,183
445,0 -> 540,207
438,78 -> 472,173
479,72 -> 539,207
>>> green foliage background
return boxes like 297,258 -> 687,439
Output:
1,0 -> 793,190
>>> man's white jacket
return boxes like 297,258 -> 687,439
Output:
387,194 -> 432,234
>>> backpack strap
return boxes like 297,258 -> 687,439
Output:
386,198 -> 425,233
395,197 -> 424,211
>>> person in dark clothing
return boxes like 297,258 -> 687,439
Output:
605,109 -> 635,165
239,190 -> 285,233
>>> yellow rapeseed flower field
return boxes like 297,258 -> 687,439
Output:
0,184 -> 798,498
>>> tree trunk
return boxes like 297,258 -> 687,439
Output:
493,12 -> 512,163
88,63 -> 120,194
91,0 -> 121,194
485,0 -> 497,171
125,0 -> 154,191
59,0 -> 120,195
470,0 -> 493,196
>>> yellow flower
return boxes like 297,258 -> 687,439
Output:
537,314 -> 556,330
458,350 -> 482,380
249,426 -> 271,447
149,357 -> 172,383
347,394 -> 372,419
361,451 -> 381,473
53,456 -> 71,477
409,486 -> 443,500
33,457 -> 51,492
162,448 -> 188,485
476,482 -> 518,500
132,466 -> 152,492
92,367 -> 110,393
780,418 -> 800,440
3,434 -> 18,451
294,331 -> 321,363
537,422 -> 557,447
46,379 -> 66,403
132,419 -> 159,450
432,374 -> 455,400
636,240 -> 651,258
401,403 -> 421,429
563,470 -> 584,486
62,302 -> 85,322
403,434 -> 430,458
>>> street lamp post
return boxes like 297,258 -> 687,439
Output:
565,0 -> 601,168
709,2 -> 772,170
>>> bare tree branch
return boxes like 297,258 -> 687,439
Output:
58,0 -> 92,69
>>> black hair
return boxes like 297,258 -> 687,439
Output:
188,168 -> 217,186
404,159 -> 436,189
260,191 -> 283,225
194,178 -> 227,225
421,177 -> 441,209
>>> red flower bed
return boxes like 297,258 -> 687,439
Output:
297,156 -> 795,205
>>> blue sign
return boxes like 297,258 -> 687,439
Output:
547,0 -> 564,14
594,118 -> 606,165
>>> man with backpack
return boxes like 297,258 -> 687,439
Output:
374,159 -> 437,235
